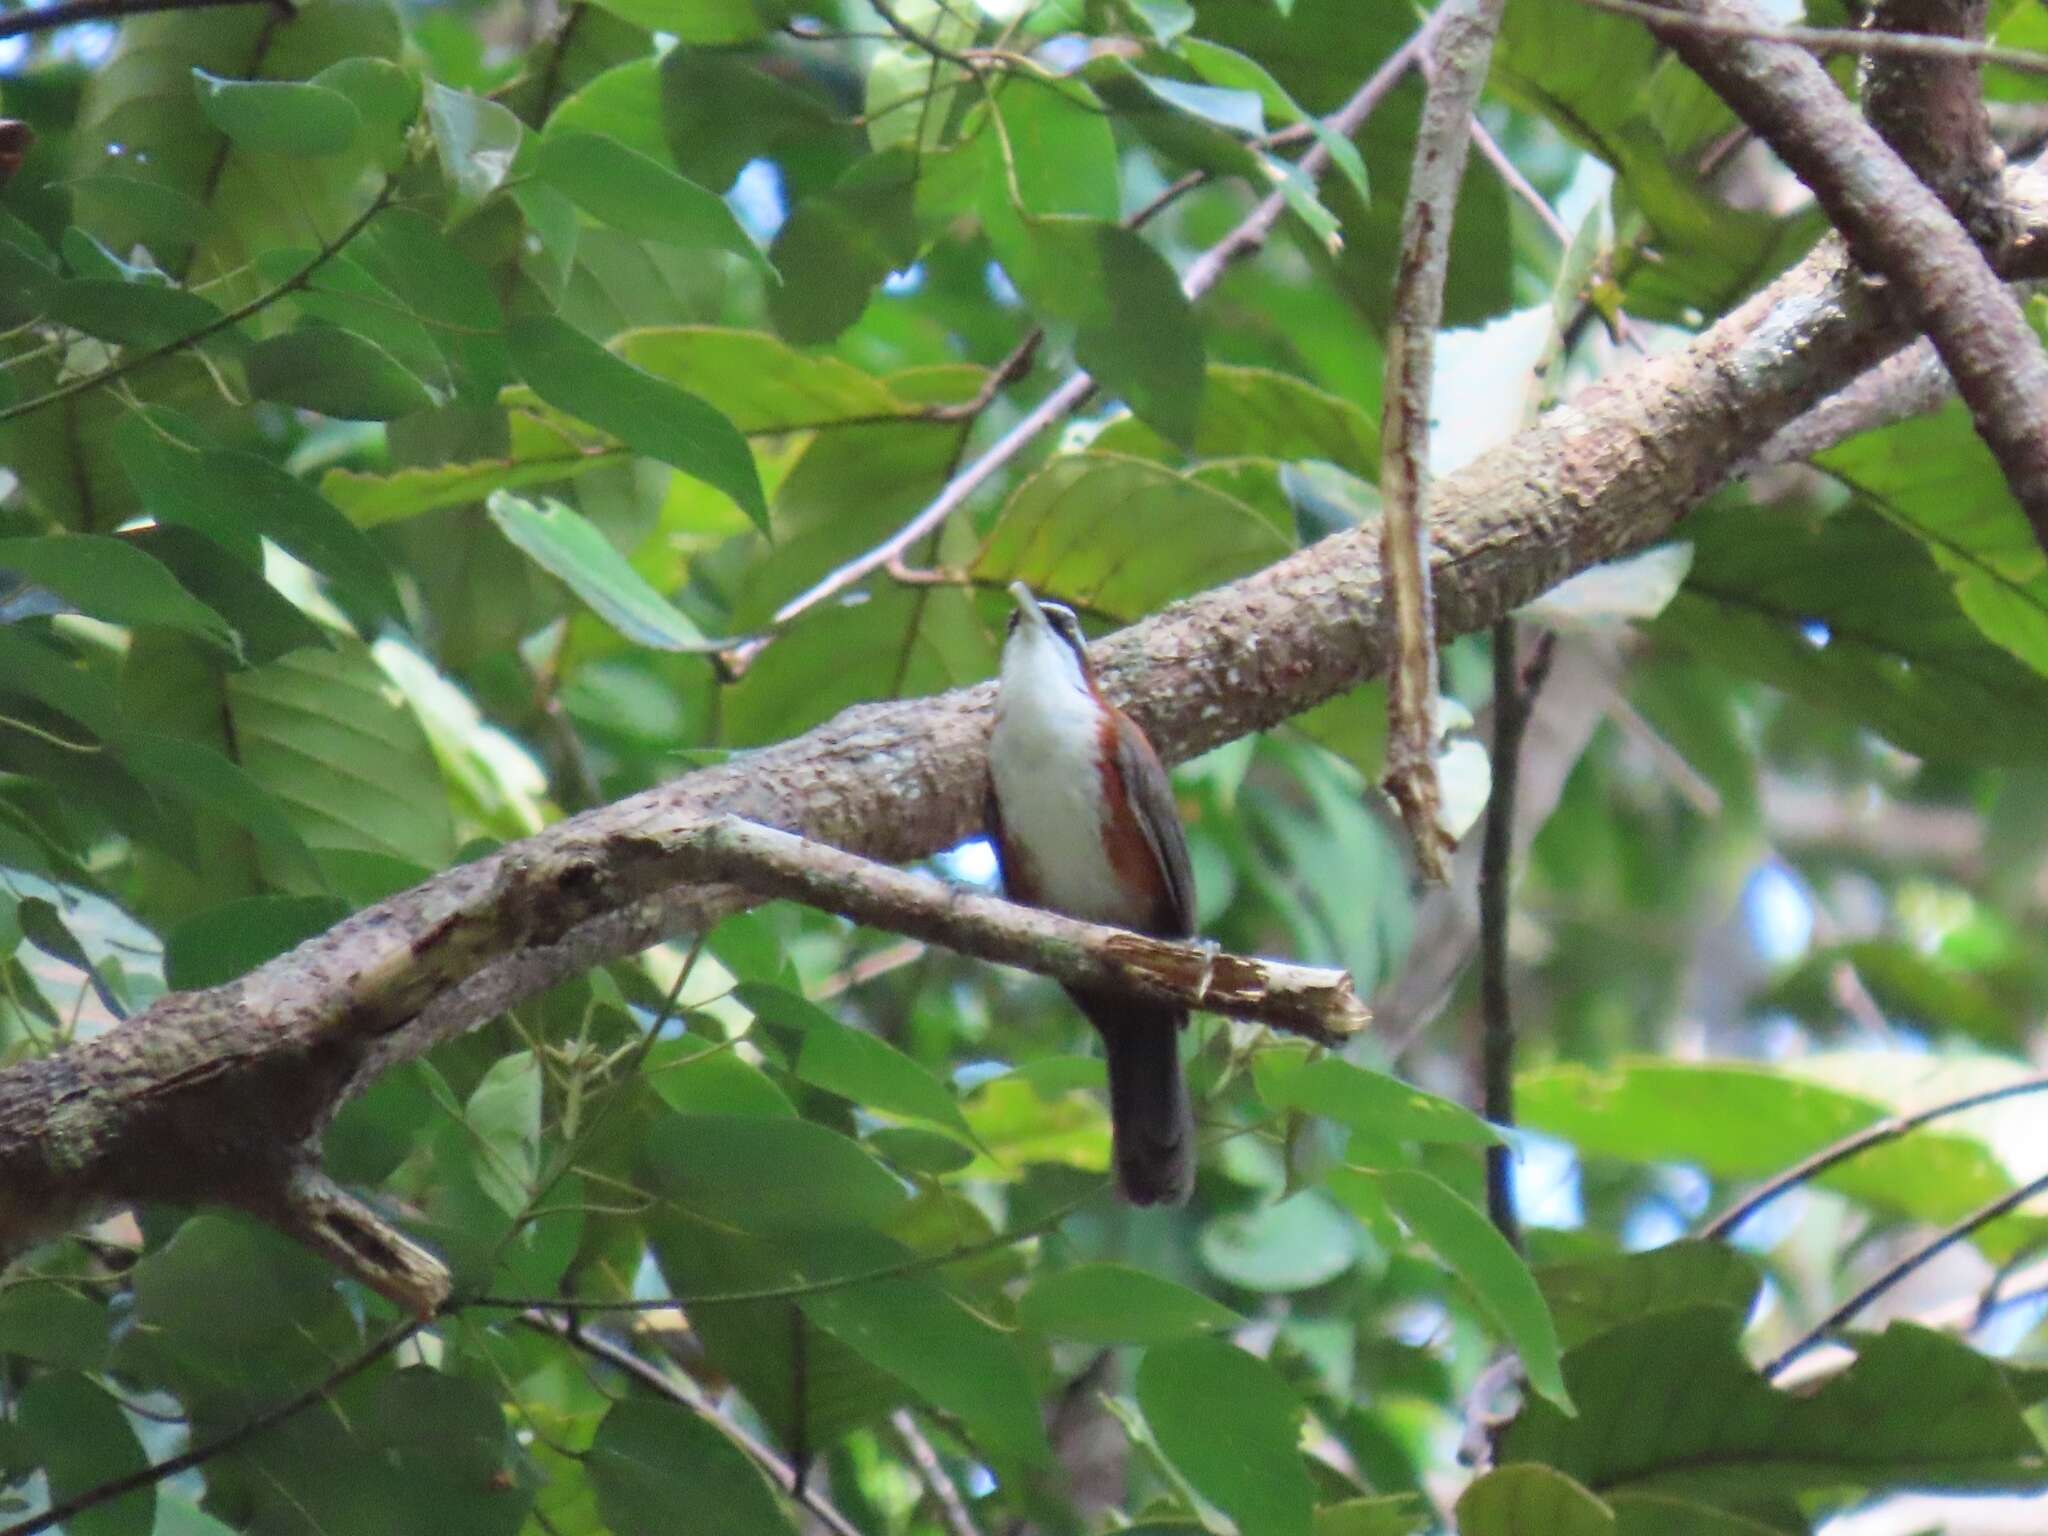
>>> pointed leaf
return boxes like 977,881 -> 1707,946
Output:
534,130 -> 772,276
246,326 -> 438,420
192,69 -> 361,157
486,491 -> 715,651
1019,1263 -> 1242,1345
507,314 -> 767,529
0,535 -> 235,650
588,1398 -> 795,1536
1367,1167 -> 1571,1412
1137,1336 -> 1314,1536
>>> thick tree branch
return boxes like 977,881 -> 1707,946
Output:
1379,0 -> 1505,885
1865,0 -> 2008,247
13,161 -> 2048,1289
1636,0 -> 2048,553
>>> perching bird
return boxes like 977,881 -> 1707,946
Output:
985,582 -> 1196,1206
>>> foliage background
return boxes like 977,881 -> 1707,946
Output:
4,0 -> 2048,1533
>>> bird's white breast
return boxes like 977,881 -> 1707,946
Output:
990,634 -> 1132,925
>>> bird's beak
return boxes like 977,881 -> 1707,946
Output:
1008,581 -> 1047,628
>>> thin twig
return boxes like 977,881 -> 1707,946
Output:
1765,1166 -> 2048,1379
729,16 -> 1446,668
1476,623 -> 1555,1249
1574,0 -> 2048,75
891,1411 -> 982,1536
1701,1072 -> 2048,1240
0,0 -> 286,40
519,1311 -> 867,1536
1378,0 -> 1507,885
0,178 -> 395,426
0,1317 -> 424,1536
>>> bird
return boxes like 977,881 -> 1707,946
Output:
984,581 -> 1197,1207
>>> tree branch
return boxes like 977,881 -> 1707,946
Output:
1379,0 -> 1506,884
1632,0 -> 2048,554
12,151 -> 2048,1288
1575,0 -> 2048,76
0,0 -> 285,42
1865,0 -> 2008,248
1476,625 -> 1555,1249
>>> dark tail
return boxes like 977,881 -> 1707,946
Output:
1075,993 -> 1194,1207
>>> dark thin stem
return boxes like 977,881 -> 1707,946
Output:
0,1318 -> 423,1536
1701,1072 -> 2048,1240
519,1311 -> 866,1536
1765,1166 -> 2048,1379
0,178 -> 394,426
1476,622 -> 1553,1249
0,0 -> 284,40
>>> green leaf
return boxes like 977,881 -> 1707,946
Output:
486,491 -> 715,651
1091,364 -> 1380,477
0,535 -> 235,650
973,453 -> 1290,619
767,149 -> 918,346
645,1038 -> 797,1119
18,1373 -> 152,1536
1199,1191 -> 1359,1293
1537,1241 -> 1762,1352
1254,1049 -> 1501,1145
642,1113 -> 909,1232
1656,499 -> 2048,763
0,1277 -> 108,1370
1456,1465 -> 1613,1535
1013,219 -> 1205,446
1502,1311 -> 2045,1502
191,68 -> 361,157
116,411 -> 404,621
658,47 -> 848,191
1365,1168 -> 1571,1412
588,1398 -> 795,1536
16,896 -> 125,1020
116,732 -> 326,890
43,278 -> 226,349
1520,1059 -> 2027,1242
1313,1495 -> 1436,1536
1137,1336 -> 1314,1536
613,327 -> 916,431
738,981 -> 973,1137
466,1050 -> 542,1215
534,131 -> 772,276
990,76 -> 1120,220
164,894 -> 352,989
506,314 -> 767,530
803,1263 -> 1053,1467
310,57 -> 419,168
1127,72 -> 1266,134
225,639 -> 458,879
426,82 -> 522,212
1820,401 -> 2048,679
246,326 -> 439,420
1018,1263 -> 1242,1344
370,1370 -> 533,1536
589,0 -> 793,42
